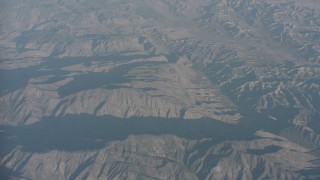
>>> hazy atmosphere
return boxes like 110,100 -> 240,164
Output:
0,0 -> 320,179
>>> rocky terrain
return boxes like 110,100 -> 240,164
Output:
0,0 -> 320,179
